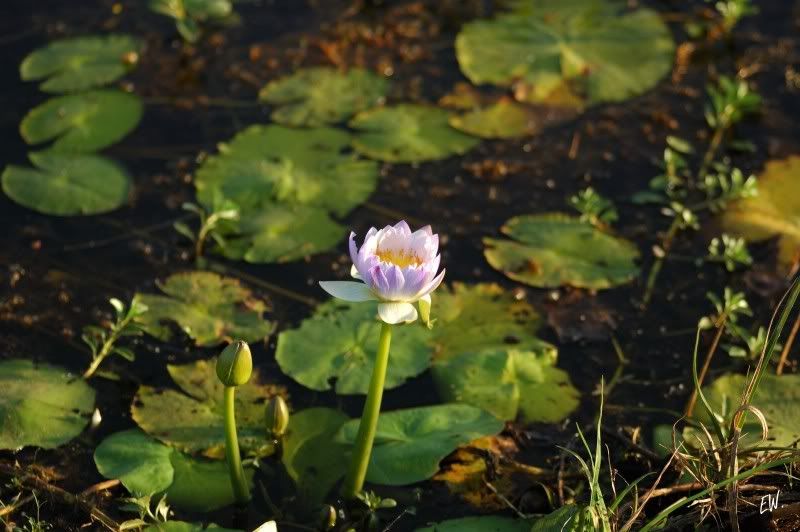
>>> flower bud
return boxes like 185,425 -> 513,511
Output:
266,395 -> 290,438
318,504 -> 337,531
216,340 -> 252,387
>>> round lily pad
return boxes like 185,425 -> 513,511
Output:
483,214 -> 640,289
0,359 -> 95,450
721,156 -> 800,271
349,104 -> 480,163
2,151 -> 130,216
449,100 -> 538,139
275,300 -> 431,395
132,358 -> 286,457
20,90 -> 143,152
432,347 -> 580,422
456,0 -> 674,106
20,35 -> 140,93
134,271 -> 273,347
336,403 -> 504,485
259,67 -> 388,127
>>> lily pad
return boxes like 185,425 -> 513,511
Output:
135,271 -> 273,347
2,151 -> 129,215
721,156 -> 800,271
95,429 -> 252,513
416,516 -> 531,532
456,0 -> 674,106
0,359 -> 95,450
20,35 -> 140,93
690,373 -> 800,449
20,90 -> 143,152
484,214 -> 640,289
282,407 -> 350,504
449,100 -> 538,139
336,404 -> 504,485
350,104 -> 480,163
433,348 -> 580,422
144,524 -> 241,532
131,358 -> 286,457
195,125 -> 378,262
259,67 -> 388,127
275,300 -> 431,394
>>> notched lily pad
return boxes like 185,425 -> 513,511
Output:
456,0 -> 674,107
433,348 -> 580,422
135,271 -> 273,347
2,151 -> 129,216
721,156 -> 800,271
275,300 -> 431,395
336,404 -> 504,485
449,100 -> 544,139
484,214 -> 640,289
259,67 -> 388,127
20,35 -> 140,93
132,358 -> 286,457
0,359 -> 95,450
350,104 -> 480,163
20,90 -> 143,152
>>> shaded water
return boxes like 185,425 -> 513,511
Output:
1,0 -> 800,530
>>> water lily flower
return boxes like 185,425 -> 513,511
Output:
319,221 -> 445,325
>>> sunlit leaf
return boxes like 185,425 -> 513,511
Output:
449,100 -> 544,139
259,67 -> 388,127
2,151 -> 129,215
484,214 -> 640,289
0,359 -> 95,450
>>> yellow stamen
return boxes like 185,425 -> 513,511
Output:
375,248 -> 422,268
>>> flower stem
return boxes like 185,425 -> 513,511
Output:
223,385 -> 250,504
342,321 -> 393,499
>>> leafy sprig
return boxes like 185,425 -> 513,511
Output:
82,297 -> 148,379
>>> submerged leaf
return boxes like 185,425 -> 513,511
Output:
2,151 -> 129,215
20,35 -> 140,93
135,271 -> 272,347
20,90 -> 143,152
484,214 -> 640,289
336,404 -> 504,485
132,358 -> 286,457
721,156 -> 800,270
259,67 -> 388,127
350,104 -> 480,163
0,359 -> 95,450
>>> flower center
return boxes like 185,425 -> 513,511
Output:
375,247 -> 422,268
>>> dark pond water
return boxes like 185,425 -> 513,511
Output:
1,0 -> 799,530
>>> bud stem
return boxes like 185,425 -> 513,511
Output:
223,385 -> 251,504
342,321 -> 393,499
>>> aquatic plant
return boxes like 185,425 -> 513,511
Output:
81,296 -> 148,379
319,220 -> 445,498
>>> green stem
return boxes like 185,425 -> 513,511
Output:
342,322 -> 393,499
641,217 -> 682,308
223,386 -> 250,504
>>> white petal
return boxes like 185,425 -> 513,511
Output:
350,264 -> 362,279
378,301 -> 418,324
319,281 -> 376,302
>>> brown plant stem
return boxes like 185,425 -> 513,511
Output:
776,313 -> 800,375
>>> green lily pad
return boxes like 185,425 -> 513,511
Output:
431,283 -> 555,361
416,516 -> 531,532
195,124 -> 378,263
20,35 -> 140,93
350,104 -> 480,163
456,0 -> 674,106
132,358 -> 286,457
144,523 -> 241,532
721,156 -> 800,271
95,429 -> 253,513
0,359 -> 95,450
690,373 -> 800,449
433,348 -> 580,423
449,100 -> 538,139
135,271 -> 272,347
20,90 -> 143,152
336,404 -> 504,485
2,151 -> 129,216
484,214 -> 640,289
259,67 -> 388,127
275,300 -> 431,394
282,407 -> 350,505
